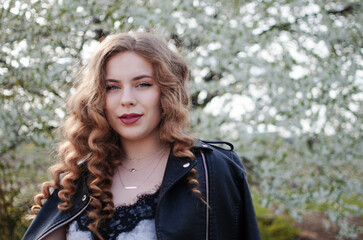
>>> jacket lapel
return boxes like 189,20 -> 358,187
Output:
158,150 -> 197,200
158,139 -> 212,200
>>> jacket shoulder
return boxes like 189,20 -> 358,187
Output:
195,139 -> 246,173
192,138 -> 234,151
22,177 -> 90,240
201,140 -> 234,151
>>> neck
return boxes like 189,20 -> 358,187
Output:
121,136 -> 165,161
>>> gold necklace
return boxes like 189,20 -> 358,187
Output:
117,148 -> 167,190
124,145 -> 165,161
120,147 -> 166,173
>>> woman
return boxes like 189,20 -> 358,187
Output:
23,32 -> 260,240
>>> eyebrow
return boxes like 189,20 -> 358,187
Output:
105,74 -> 153,82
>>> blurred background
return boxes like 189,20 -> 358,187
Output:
1,0 -> 362,239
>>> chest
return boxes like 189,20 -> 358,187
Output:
66,189 -> 160,240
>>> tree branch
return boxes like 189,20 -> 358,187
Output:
191,91 -> 219,108
259,3 -> 361,35
327,3 -> 361,16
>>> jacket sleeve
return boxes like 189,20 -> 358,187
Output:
231,151 -> 261,240
204,143 -> 260,240
22,178 -> 90,240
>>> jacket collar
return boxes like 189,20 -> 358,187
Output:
191,138 -> 213,151
158,138 -> 211,200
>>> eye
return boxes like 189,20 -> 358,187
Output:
106,85 -> 120,91
137,82 -> 152,88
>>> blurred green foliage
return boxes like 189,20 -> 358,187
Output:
258,215 -> 301,240
254,196 -> 301,240
0,144 -> 50,240
0,162 -> 28,240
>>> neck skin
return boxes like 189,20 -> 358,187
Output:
120,128 -> 165,161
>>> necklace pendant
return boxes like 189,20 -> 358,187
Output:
130,168 -> 136,173
125,186 -> 137,190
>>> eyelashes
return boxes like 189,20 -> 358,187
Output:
106,85 -> 120,91
105,82 -> 153,91
137,82 -> 152,87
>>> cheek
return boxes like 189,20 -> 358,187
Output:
104,96 -> 115,120
105,94 -> 117,110
104,100 -> 110,116
152,93 -> 162,114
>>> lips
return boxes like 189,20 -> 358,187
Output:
119,113 -> 142,125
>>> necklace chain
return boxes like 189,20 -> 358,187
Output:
120,147 -> 166,173
117,148 -> 167,190
124,145 -> 165,161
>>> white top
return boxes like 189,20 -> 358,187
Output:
67,219 -> 156,240
66,189 -> 159,240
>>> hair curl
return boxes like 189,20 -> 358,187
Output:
31,32 -> 202,239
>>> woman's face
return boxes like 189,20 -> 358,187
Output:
104,51 -> 162,143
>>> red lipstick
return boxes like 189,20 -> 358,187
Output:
119,113 -> 142,125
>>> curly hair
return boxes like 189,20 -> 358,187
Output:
32,32 -> 201,239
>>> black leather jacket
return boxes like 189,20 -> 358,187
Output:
23,139 -> 260,240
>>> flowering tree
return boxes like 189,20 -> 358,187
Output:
1,0 -> 362,238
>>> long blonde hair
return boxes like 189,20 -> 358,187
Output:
32,32 -> 197,239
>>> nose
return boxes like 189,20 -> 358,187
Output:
120,88 -> 136,107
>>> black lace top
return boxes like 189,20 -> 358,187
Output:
66,189 -> 160,240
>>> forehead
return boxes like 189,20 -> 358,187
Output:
105,52 -> 153,79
